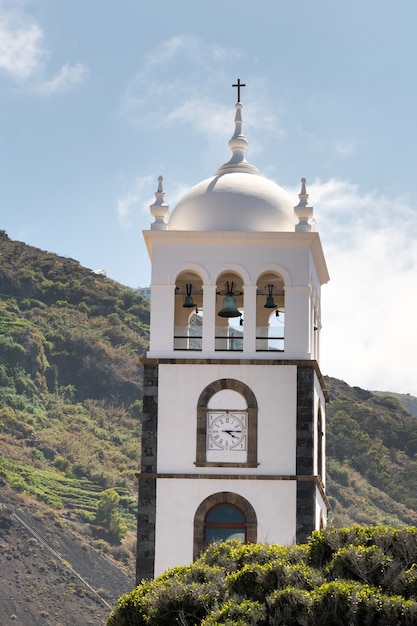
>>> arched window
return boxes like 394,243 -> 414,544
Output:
174,271 -> 203,351
193,492 -> 257,559
215,271 -> 244,352
256,271 -> 285,351
204,504 -> 246,544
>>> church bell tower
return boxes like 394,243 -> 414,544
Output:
136,84 -> 330,582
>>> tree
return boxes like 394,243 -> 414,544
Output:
95,488 -> 127,544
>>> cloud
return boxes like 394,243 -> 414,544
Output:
302,179 -> 417,395
117,174 -> 191,229
0,10 -> 44,79
0,7 -> 87,94
297,126 -> 357,162
32,62 -> 88,95
120,36 -> 233,128
119,36 -> 284,148
117,175 -> 154,228
334,139 -> 356,157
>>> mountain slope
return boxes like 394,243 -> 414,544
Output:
0,233 -> 149,558
372,389 -> 417,418
1,233 -> 417,623
0,233 -> 150,622
325,376 -> 417,527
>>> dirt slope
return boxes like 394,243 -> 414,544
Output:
0,490 -> 135,626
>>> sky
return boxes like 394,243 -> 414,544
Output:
0,0 -> 416,396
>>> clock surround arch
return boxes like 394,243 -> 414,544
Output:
196,378 -> 258,467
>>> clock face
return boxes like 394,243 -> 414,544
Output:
207,411 -> 247,451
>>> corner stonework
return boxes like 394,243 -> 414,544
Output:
136,363 -> 159,583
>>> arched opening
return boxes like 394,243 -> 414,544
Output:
174,271 -> 203,350
193,492 -> 257,559
215,271 -> 243,351
204,504 -> 246,544
256,272 -> 285,351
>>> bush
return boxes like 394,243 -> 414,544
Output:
312,581 -> 417,625
397,563 -> 417,598
201,599 -> 267,625
110,544 -> 132,565
267,587 -> 311,625
54,455 -> 70,472
107,529 -> 417,625
74,509 -> 95,523
327,545 -> 392,586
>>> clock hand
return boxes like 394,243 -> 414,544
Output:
223,429 -> 242,438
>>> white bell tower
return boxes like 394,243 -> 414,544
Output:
136,84 -> 330,582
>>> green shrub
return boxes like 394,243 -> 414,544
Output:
312,582 -> 417,626
145,577 -> 218,626
396,563 -> 417,599
226,563 -> 277,602
327,545 -> 392,586
107,530 -> 417,625
267,586 -> 311,625
202,599 -> 267,625
54,455 -> 70,472
74,509 -> 95,523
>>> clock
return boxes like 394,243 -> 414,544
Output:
207,411 -> 247,451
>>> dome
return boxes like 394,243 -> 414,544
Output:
167,101 -> 296,232
168,171 -> 296,232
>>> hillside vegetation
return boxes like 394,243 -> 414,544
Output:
0,231 -> 148,562
325,377 -> 417,528
2,232 -> 417,537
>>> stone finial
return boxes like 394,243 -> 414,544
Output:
294,177 -> 314,232
216,102 -> 260,175
150,175 -> 169,230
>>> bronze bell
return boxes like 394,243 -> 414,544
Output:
264,284 -> 277,309
183,284 -> 196,308
218,294 -> 242,318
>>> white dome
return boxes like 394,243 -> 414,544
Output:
168,171 -> 296,232
153,101 -> 300,233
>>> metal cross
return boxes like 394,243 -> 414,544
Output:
232,78 -> 246,102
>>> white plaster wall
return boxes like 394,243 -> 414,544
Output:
154,477 -> 297,576
157,363 -> 297,475
146,232 -> 321,288
284,286 -> 311,356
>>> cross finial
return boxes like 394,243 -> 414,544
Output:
232,78 -> 246,103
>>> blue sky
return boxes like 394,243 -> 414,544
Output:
0,0 -> 416,396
